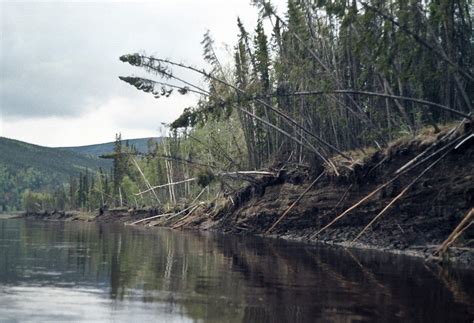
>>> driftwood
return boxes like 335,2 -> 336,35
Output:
164,202 -> 205,223
172,190 -> 225,229
314,129 -> 467,237
161,187 -> 207,222
351,148 -> 453,244
396,121 -> 469,175
171,204 -> 202,229
314,182 -> 389,237
435,208 -> 474,257
349,124 -> 469,242
266,171 -> 325,234
455,134 -> 474,149
128,213 -> 173,225
309,184 -> 354,240
129,188 -> 206,225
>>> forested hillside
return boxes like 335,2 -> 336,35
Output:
0,137 -> 110,211
60,137 -> 161,157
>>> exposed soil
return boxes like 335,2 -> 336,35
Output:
23,122 -> 474,266
171,123 -> 474,266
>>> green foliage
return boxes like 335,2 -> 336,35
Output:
0,137 -> 109,211
0,137 -> 109,177
197,170 -> 215,188
201,30 -> 221,74
113,0 -> 472,211
113,133 -> 125,195
120,175 -> 139,206
21,190 -> 54,213
119,76 -> 175,99
170,107 -> 200,129
254,20 -> 271,92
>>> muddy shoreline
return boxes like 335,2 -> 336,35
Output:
20,195 -> 473,269
183,127 -> 473,267
17,127 -> 474,268
19,208 -> 473,268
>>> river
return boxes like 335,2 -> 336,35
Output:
0,218 -> 472,322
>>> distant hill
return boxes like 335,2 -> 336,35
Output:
59,137 -> 161,157
0,137 -> 111,211
0,137 -> 110,175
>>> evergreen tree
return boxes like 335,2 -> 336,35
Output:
113,133 -> 125,196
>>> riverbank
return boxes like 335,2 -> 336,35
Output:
202,123 -> 474,266
20,122 -> 474,267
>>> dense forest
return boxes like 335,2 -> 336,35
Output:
117,0 -> 472,206
15,0 -> 473,214
0,137 -> 111,212
7,135 -> 168,213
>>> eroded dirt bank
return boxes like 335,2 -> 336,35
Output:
23,124 -> 474,266
172,125 -> 474,265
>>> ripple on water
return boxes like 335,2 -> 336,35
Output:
0,219 -> 472,322
0,285 -> 192,322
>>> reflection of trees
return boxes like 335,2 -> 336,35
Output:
208,235 -> 474,322
0,220 -> 472,322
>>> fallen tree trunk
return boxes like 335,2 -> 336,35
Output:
134,171 -> 278,196
266,171 -> 325,234
435,208 -> 474,257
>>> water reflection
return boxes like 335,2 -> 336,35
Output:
0,219 -> 472,322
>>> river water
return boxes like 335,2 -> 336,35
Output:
0,219 -> 472,322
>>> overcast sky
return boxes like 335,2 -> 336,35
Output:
0,0 -> 285,147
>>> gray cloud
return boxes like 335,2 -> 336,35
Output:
0,0 -> 287,145
1,2 -> 153,118
0,1 -> 261,119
